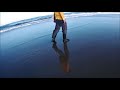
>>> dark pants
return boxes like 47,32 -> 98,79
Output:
52,20 -> 67,40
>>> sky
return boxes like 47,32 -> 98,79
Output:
0,12 -> 53,26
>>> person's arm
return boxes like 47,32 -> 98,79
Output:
59,12 -> 66,23
54,12 -> 56,22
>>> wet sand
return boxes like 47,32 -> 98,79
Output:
0,14 -> 120,78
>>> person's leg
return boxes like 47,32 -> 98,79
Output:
62,22 -> 69,43
52,23 -> 60,42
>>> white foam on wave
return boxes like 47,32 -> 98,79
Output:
0,19 -> 51,33
1,12 -> 120,33
65,12 -> 98,18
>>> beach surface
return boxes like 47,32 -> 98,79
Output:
0,14 -> 120,78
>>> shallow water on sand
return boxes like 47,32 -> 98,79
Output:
0,14 -> 120,78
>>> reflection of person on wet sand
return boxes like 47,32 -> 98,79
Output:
52,42 -> 70,73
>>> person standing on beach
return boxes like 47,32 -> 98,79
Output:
52,12 -> 69,43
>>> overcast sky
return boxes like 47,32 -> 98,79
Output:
0,12 -> 53,26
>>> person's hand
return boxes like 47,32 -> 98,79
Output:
63,20 -> 66,23
54,20 -> 56,23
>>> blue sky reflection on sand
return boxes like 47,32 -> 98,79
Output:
0,13 -> 120,78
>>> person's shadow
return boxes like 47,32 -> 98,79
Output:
52,42 -> 71,73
